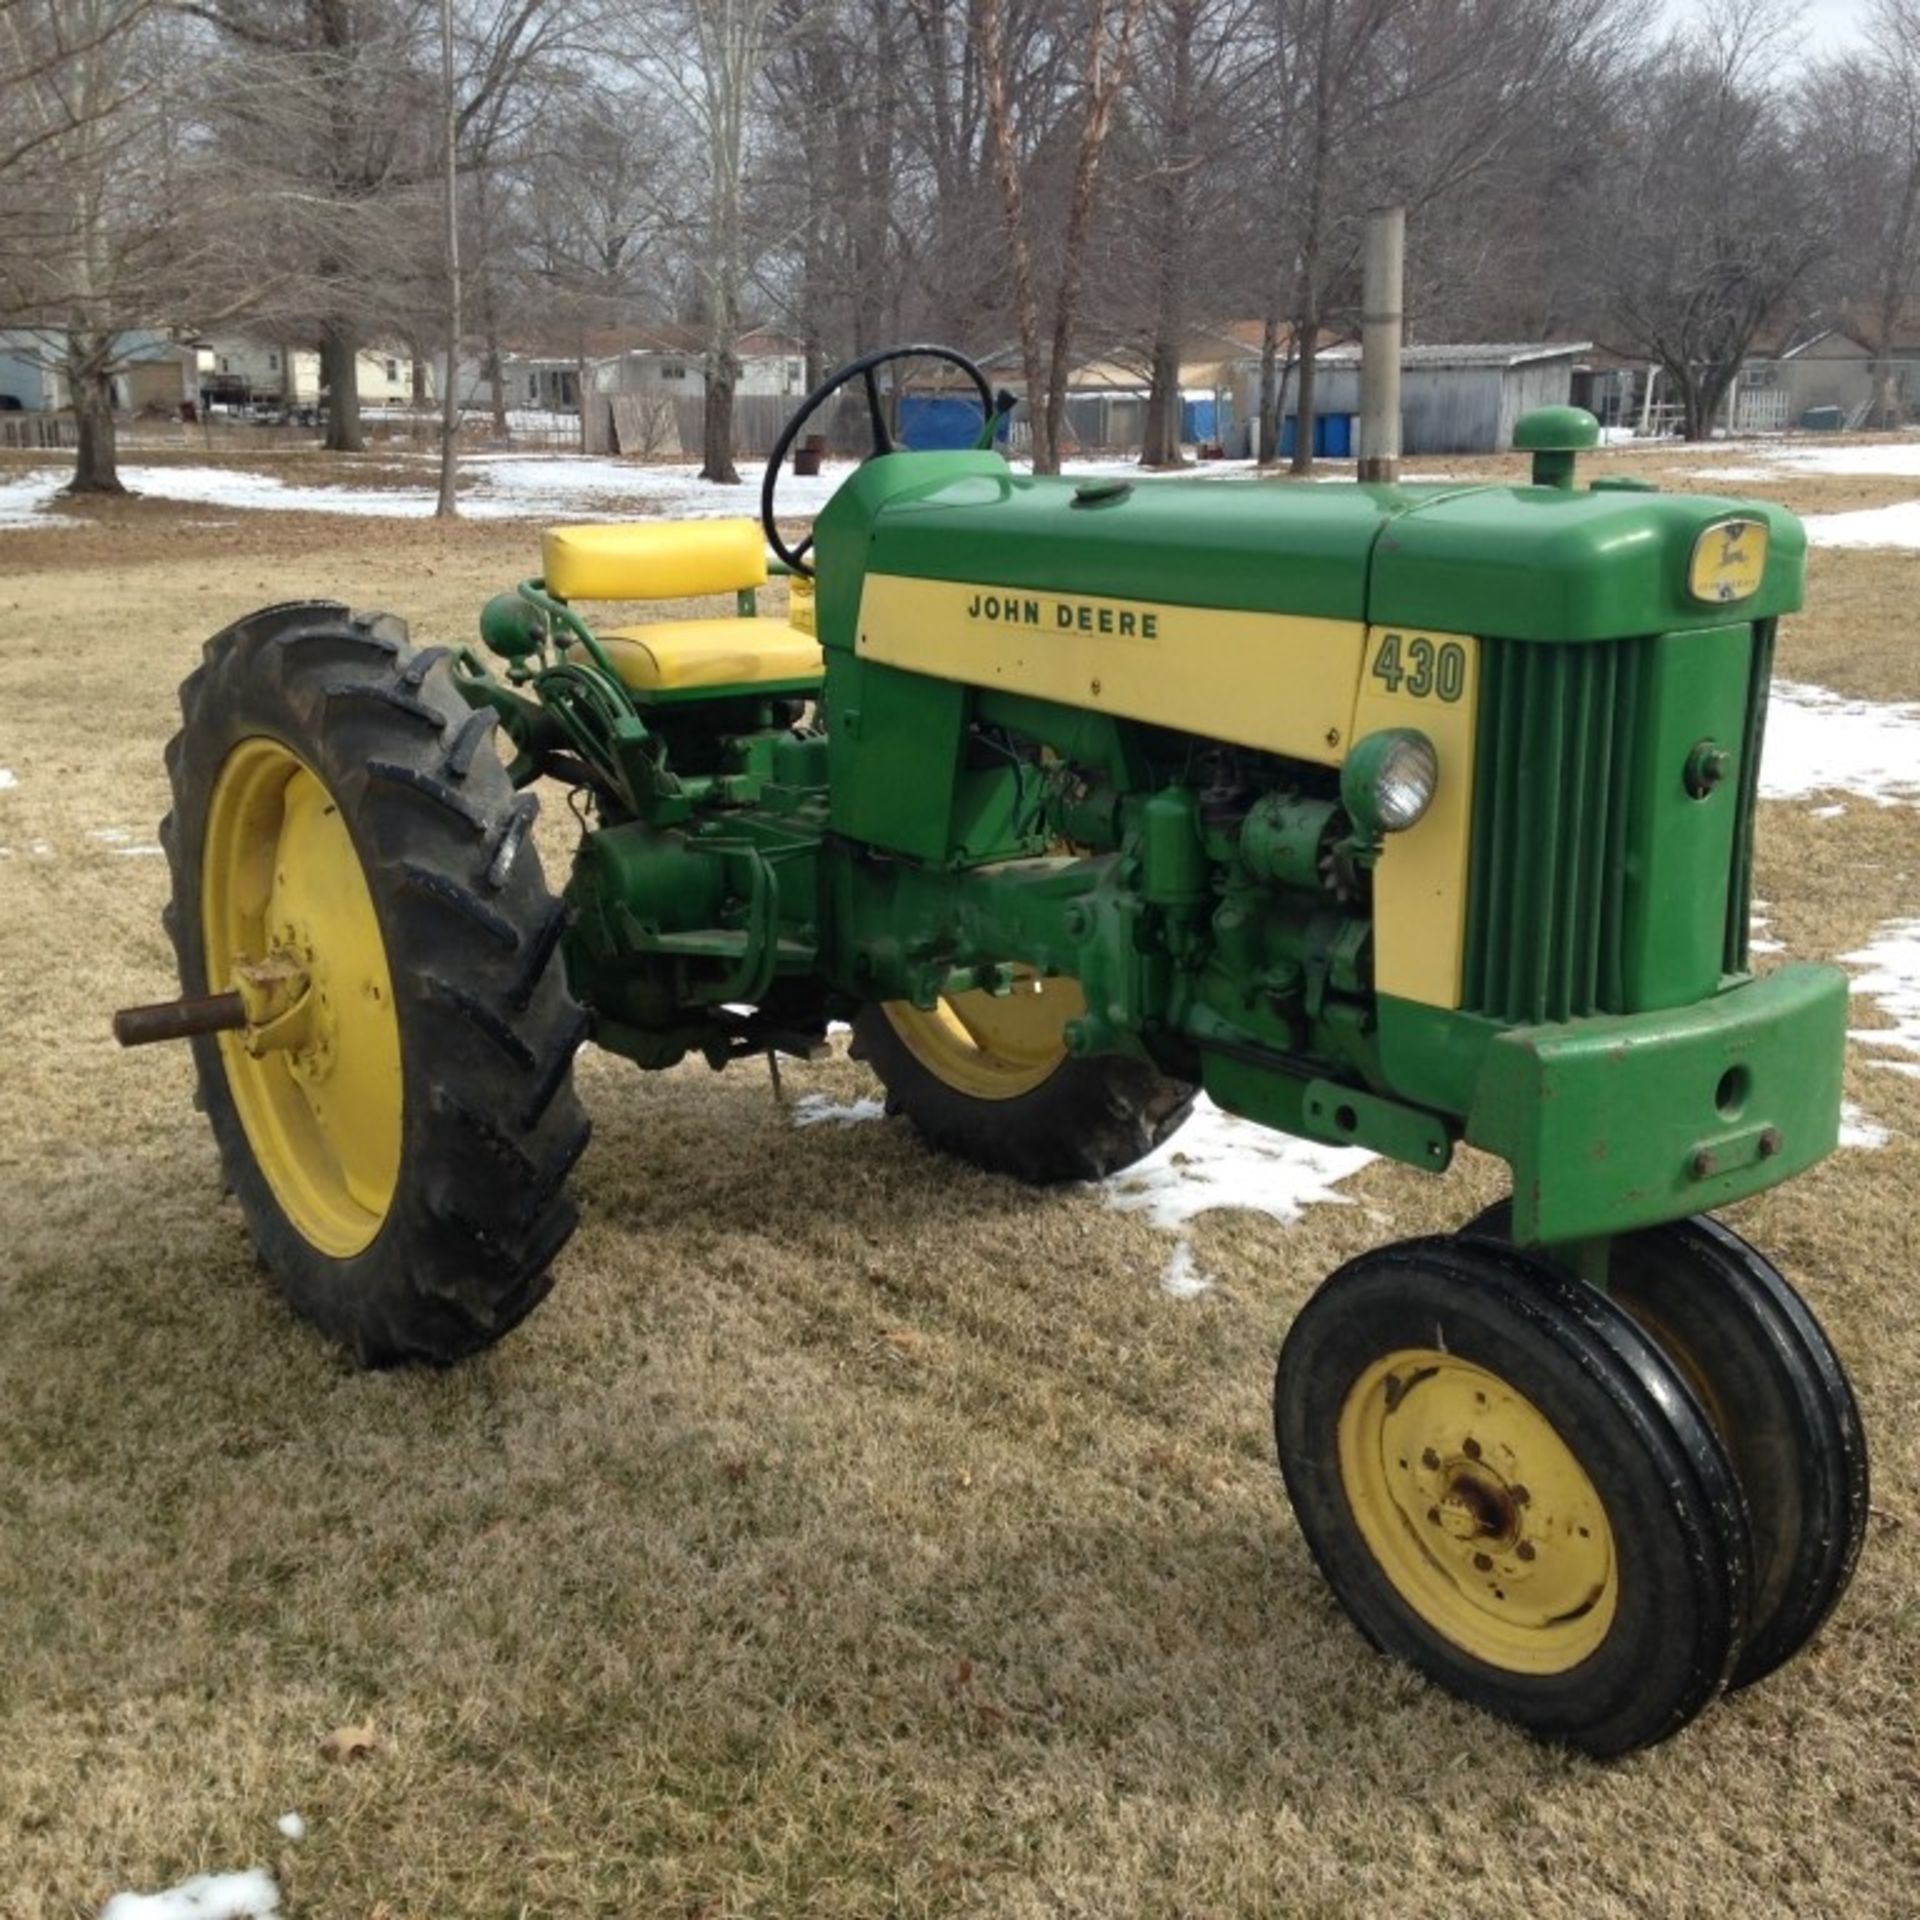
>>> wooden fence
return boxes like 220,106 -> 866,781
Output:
0,414 -> 76,450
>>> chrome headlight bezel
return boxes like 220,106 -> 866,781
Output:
1341,728 -> 1439,838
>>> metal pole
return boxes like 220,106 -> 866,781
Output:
434,0 -> 461,518
1357,205 -> 1404,485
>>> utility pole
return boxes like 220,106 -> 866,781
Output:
1357,205 -> 1404,485
435,0 -> 461,519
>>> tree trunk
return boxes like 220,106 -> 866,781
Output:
1140,0 -> 1196,469
1142,339 -> 1184,466
702,341 -> 741,483
1257,306 -> 1281,463
485,334 -> 509,438
1040,0 -> 1146,472
322,318 -> 364,452
66,343 -> 124,494
977,0 -> 1049,469
1872,354 -> 1899,430
1291,315 -> 1319,474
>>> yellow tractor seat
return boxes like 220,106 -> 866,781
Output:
585,620 -> 824,694
543,516 -> 819,698
543,519 -> 767,601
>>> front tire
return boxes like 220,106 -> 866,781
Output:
1460,1203 -> 1868,1688
1275,1236 -> 1751,1756
162,602 -> 591,1365
851,975 -> 1193,1182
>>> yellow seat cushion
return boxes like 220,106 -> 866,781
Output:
584,619 -> 824,693
544,519 -> 767,601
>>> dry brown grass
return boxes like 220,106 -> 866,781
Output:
2,466 -> 1918,1920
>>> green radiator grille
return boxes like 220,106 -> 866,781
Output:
1723,619 -> 1774,975
1461,637 -> 1646,1024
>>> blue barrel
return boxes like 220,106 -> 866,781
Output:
1318,412 -> 1352,458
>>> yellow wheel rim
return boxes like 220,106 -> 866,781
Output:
202,738 -> 402,1257
1337,1349 -> 1618,1675
882,972 -> 1082,1101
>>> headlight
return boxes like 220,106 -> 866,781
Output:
1341,728 -> 1438,837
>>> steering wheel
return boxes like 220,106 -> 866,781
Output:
760,343 -> 996,577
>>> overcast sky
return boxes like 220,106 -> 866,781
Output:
1665,0 -> 1872,57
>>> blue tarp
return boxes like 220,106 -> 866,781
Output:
899,394 -> 1007,450
1180,397 -> 1218,444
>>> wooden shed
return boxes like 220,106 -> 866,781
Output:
1233,341 -> 1591,457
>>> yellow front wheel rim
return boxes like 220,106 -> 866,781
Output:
882,972 -> 1083,1100
202,738 -> 402,1257
1337,1349 -> 1619,1674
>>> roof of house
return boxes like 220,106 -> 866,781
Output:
1313,341 -> 1593,369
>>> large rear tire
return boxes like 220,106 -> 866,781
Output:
161,601 -> 591,1365
850,974 -> 1193,1182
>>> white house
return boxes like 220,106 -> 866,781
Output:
0,328 -> 195,412
195,336 -> 423,412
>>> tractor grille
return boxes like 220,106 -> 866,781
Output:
1461,636 -> 1647,1024
1722,619 -> 1774,976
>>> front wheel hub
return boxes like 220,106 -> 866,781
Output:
1337,1349 -> 1618,1674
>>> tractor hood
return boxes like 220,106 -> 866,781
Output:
809,451 -> 1805,647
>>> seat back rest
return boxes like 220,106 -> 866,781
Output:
543,518 -> 769,603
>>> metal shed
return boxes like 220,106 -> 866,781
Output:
1232,341 -> 1591,457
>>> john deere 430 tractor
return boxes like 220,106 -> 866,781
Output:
122,346 -> 1866,1755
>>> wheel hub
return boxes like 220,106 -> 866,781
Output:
1337,1349 -> 1618,1673
202,738 -> 402,1258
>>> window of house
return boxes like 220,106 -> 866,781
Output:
661,360 -> 686,381
528,374 -> 538,400
385,358 -> 399,381
268,351 -> 279,371
788,360 -> 802,382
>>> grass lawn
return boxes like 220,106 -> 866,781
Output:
1,446 -> 1916,1918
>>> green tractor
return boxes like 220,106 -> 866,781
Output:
121,345 -> 1866,1756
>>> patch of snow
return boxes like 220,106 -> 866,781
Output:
87,826 -> 133,844
0,469 -> 70,530
27,838 -> 52,859
464,453 -> 856,521
1810,802 -> 1848,819
113,844 -> 164,857
1762,683 -> 1920,807
0,768 -> 15,789
1160,1238 -> 1213,1298
1100,1094 -> 1374,1234
1842,919 -> 1920,1077
275,1812 -> 306,1842
73,455 -> 862,524
1840,1101 -> 1890,1150
791,1092 -> 886,1128
1800,500 -> 1920,549
99,1868 -> 282,1920
1738,440 -> 1920,479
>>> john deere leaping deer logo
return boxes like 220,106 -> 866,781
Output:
1688,516 -> 1769,604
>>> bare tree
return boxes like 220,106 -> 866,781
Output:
604,0 -> 785,483
1590,1 -> 1822,440
0,0 -> 218,491
1803,0 -> 1920,426
979,0 -> 1147,472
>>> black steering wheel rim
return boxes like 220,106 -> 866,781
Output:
760,343 -> 995,577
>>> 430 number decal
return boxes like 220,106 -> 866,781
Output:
1371,632 -> 1466,702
